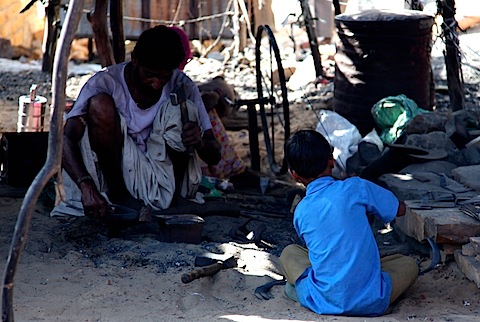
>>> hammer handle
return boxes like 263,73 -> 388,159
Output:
181,262 -> 223,284
179,100 -> 194,154
180,100 -> 189,125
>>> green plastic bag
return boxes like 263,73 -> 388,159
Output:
371,94 -> 429,144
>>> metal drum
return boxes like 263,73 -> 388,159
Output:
17,95 -> 47,132
334,9 -> 434,136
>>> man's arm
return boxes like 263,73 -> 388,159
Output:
63,116 -> 108,217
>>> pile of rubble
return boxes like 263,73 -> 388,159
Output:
457,236 -> 480,288
369,108 -> 480,287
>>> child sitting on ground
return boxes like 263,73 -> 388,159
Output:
280,129 -> 418,316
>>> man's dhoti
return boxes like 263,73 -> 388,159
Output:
50,99 -> 202,217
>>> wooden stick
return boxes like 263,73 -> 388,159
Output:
110,0 -> 125,63
87,0 -> 115,67
1,1 -> 84,320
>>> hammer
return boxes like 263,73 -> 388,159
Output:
170,83 -> 193,154
181,255 -> 237,284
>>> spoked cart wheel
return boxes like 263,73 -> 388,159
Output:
255,25 -> 290,176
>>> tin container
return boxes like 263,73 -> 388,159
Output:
17,95 -> 47,132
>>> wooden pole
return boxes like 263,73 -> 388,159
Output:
141,0 -> 151,30
239,0 -> 247,53
232,0 -> 240,56
332,0 -> 341,15
298,0 -> 324,78
438,0 -> 465,111
41,0 -> 61,73
110,0 -> 125,63
88,0 -> 115,67
189,0 -> 199,39
1,1 -> 85,320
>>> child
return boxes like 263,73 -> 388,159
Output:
280,129 -> 418,316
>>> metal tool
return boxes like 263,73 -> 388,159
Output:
228,219 -> 273,248
181,256 -> 237,284
419,237 -> 441,275
170,83 -> 193,154
409,191 -> 458,210
65,203 -> 139,222
459,204 -> 480,221
170,83 -> 189,125
254,278 -> 286,300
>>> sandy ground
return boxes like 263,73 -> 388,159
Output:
0,196 -> 479,322
1,26 -> 480,321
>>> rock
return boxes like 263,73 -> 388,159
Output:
454,250 -> 480,288
0,38 -> 13,59
206,51 -> 225,62
445,110 -> 480,149
69,39 -> 91,62
470,236 -> 480,253
346,152 -> 362,177
405,108 -> 449,134
397,201 -> 480,244
379,171 -> 476,201
405,131 -> 464,165
452,165 -> 480,190
346,141 -> 382,177
462,243 -> 476,257
466,135 -> 480,149
358,141 -> 382,164
461,145 -> 480,165
401,160 -> 458,177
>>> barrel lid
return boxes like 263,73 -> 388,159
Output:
335,9 -> 434,23
19,95 -> 47,104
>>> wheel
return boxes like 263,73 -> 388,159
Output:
255,25 -> 290,176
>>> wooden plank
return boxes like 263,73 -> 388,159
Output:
396,201 -> 480,244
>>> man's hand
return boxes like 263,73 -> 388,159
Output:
181,123 -> 221,165
181,121 -> 203,148
79,180 -> 109,218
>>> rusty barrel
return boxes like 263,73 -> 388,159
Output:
333,9 -> 434,136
